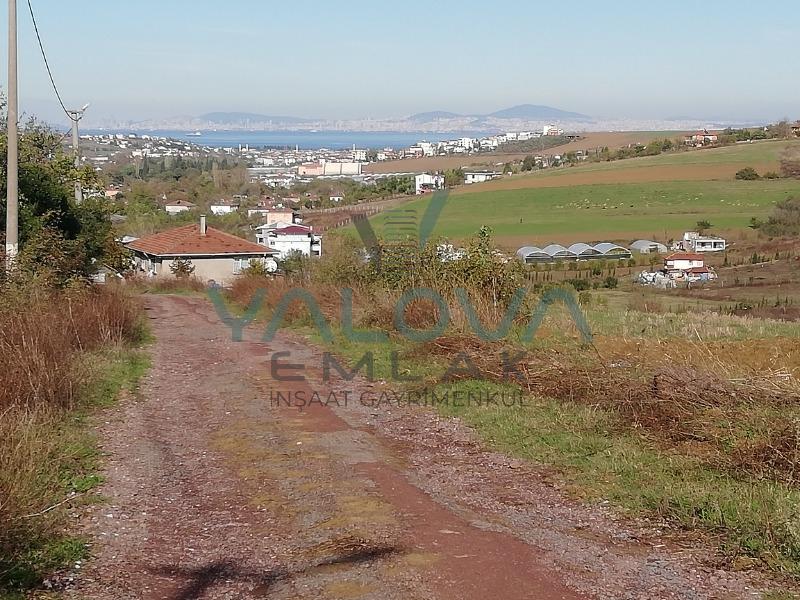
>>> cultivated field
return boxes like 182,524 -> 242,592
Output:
456,139 -> 793,195
362,140 -> 800,247
364,130 -> 686,174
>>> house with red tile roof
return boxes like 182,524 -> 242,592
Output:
254,223 -> 322,259
126,215 -> 277,285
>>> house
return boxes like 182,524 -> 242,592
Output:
683,231 -> 726,252
255,223 -> 322,259
685,266 -> 717,282
685,129 -> 718,146
210,199 -> 240,215
164,199 -> 196,215
543,125 -> 564,136
463,171 -> 501,185
664,252 -> 704,274
329,195 -> 344,203
261,209 -> 301,226
415,173 -> 445,194
630,239 -> 668,254
104,189 -> 121,200
126,215 -> 278,285
791,121 -> 800,138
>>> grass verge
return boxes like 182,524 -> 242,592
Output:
0,348 -> 150,595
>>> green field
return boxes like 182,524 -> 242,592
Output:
366,179 -> 800,247
356,139 -> 800,247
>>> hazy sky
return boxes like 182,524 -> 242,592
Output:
2,0 -> 798,123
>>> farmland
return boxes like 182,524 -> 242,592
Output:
363,140 -> 800,247
364,130 -> 686,175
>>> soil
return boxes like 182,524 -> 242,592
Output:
68,294 -> 782,599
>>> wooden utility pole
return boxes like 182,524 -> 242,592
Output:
5,0 -> 19,272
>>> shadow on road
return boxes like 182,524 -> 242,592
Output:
151,541 -> 402,599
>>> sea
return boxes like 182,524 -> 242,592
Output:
86,129 -> 491,150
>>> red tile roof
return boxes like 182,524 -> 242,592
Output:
127,224 -> 276,256
665,252 -> 704,261
271,225 -> 313,236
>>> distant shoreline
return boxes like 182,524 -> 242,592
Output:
82,129 -> 494,150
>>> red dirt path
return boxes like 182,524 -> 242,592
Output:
68,295 -> 773,599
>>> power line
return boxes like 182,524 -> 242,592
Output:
26,0 -> 75,122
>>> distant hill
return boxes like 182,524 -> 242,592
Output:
404,104 -> 592,123
486,104 -> 591,121
407,110 -> 463,122
199,112 -> 312,124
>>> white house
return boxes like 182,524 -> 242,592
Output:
415,173 -> 445,194
329,195 -> 344,203
255,223 -> 322,259
683,231 -> 726,252
463,171 -> 501,185
164,199 -> 196,215
210,199 -> 240,215
664,252 -> 704,274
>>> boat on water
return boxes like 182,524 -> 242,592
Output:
187,131 -> 202,137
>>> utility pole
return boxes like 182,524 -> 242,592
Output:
66,104 -> 89,203
5,0 -> 19,272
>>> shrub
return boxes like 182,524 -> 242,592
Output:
603,276 -> 619,289
735,167 -> 761,180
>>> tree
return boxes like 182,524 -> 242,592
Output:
1,99 -> 116,283
169,258 -> 195,278
443,168 -> 464,187
735,167 -> 760,180
696,220 -> 713,234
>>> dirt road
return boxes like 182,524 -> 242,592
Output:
71,295 -> 770,599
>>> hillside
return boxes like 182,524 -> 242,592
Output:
363,140 -> 800,246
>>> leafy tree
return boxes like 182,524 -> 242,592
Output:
443,168 -> 464,187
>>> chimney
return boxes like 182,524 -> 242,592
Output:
200,214 -> 207,236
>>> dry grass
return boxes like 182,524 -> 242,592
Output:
0,282 -> 146,589
423,332 -> 800,484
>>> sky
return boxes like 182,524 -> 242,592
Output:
1,0 -> 798,124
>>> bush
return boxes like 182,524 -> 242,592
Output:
735,167 -> 761,180
603,276 -> 619,289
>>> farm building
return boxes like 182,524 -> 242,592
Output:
464,171 -> 501,185
630,239 -> 668,254
516,242 -> 632,264
126,215 -> 278,286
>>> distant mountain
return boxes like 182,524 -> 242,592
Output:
486,104 -> 591,121
199,112 -> 312,124
407,110 -> 463,122
403,104 -> 592,123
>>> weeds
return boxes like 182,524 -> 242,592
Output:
0,281 -> 148,592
